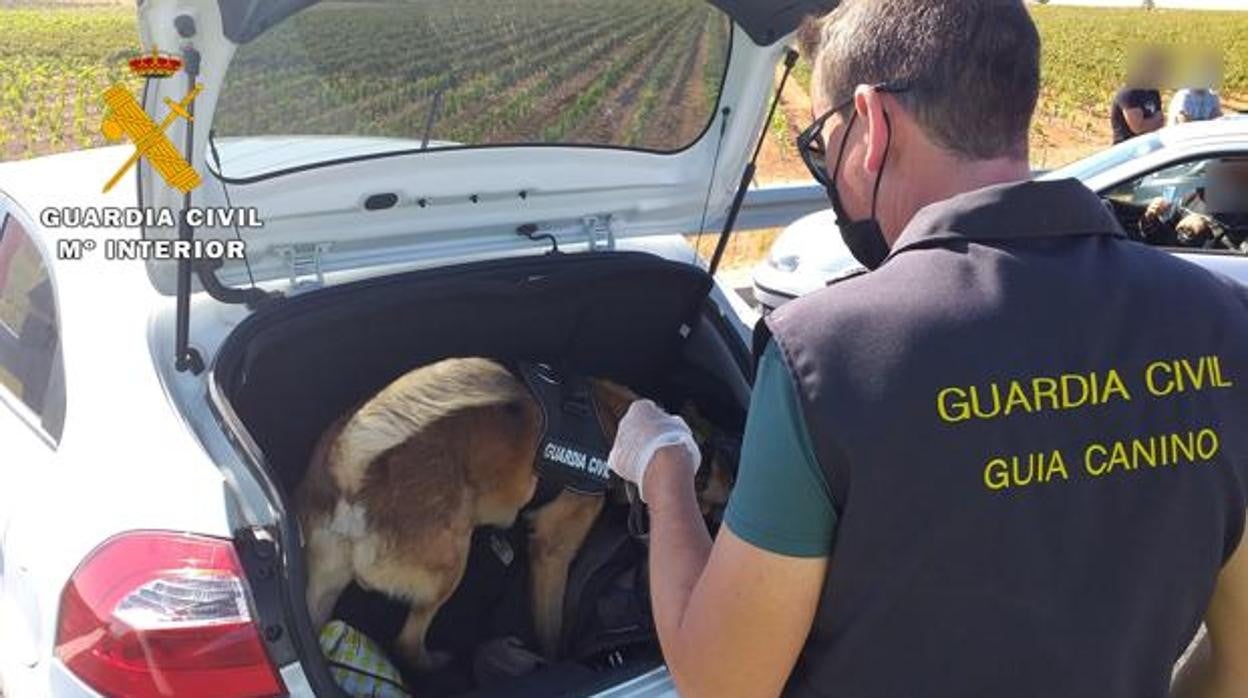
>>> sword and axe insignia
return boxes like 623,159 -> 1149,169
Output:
100,83 -> 204,195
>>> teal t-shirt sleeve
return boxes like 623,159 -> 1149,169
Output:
723,340 -> 837,558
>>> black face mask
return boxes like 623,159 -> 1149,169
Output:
825,109 -> 893,270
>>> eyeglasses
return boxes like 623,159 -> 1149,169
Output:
796,83 -> 910,189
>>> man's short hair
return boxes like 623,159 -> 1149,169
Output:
807,0 -> 1040,161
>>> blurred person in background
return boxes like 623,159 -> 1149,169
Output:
1111,46 -> 1168,144
1169,49 -> 1224,125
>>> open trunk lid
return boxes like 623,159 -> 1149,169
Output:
132,0 -> 835,294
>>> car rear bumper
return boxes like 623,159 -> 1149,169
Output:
44,659 -> 99,697
591,667 -> 678,698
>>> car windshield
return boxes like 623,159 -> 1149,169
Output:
1041,133 -> 1165,183
212,0 -> 733,179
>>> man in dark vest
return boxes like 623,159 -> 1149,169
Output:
607,1 -> 1248,696
1110,46 -> 1167,144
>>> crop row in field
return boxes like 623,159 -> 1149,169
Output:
0,8 -> 139,160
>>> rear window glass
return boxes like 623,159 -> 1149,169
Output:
213,0 -> 733,179
0,214 -> 65,442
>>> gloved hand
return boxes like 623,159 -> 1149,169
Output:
608,400 -> 701,503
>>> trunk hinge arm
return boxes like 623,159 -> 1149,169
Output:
708,48 -> 799,276
172,44 -> 204,375
172,33 -> 274,374
277,242 -> 333,292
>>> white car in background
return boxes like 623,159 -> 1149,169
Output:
751,208 -> 859,313
753,116 -> 1248,312
0,0 -> 826,696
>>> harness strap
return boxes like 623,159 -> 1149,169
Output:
517,362 -> 614,509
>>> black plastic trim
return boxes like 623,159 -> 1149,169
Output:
364,193 -> 399,211
234,526 -> 299,668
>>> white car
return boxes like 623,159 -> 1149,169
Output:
753,116 -> 1248,311
0,0 -> 827,695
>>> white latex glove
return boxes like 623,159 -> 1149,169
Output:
608,399 -> 701,503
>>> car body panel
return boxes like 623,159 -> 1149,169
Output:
0,149 -> 241,697
593,667 -> 678,697
1064,116 -> 1248,193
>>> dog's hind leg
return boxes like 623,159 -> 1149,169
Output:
303,516 -> 355,629
528,491 -> 606,659
297,414 -> 357,629
386,564 -> 463,672
395,600 -> 453,672
363,526 -> 473,673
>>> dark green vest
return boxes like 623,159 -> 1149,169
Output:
766,179 -> 1248,697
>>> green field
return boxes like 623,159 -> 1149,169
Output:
1031,5 -> 1247,126
0,3 -> 1245,167
0,8 -> 140,160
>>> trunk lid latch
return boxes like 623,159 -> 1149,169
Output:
277,242 -> 332,292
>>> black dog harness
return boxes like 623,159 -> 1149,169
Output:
516,362 -> 614,509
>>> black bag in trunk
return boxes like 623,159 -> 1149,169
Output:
559,508 -> 655,665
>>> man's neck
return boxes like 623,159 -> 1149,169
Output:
884,156 -> 1031,245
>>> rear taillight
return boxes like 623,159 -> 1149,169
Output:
55,532 -> 284,698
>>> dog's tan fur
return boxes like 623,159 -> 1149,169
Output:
296,358 -> 638,670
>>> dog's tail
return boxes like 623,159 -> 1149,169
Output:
329,358 -> 529,495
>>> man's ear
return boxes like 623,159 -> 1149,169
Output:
853,86 -> 891,176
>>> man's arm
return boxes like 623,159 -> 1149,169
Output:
608,342 -> 837,697
1119,91 -> 1163,135
1123,105 -> 1164,135
645,458 -> 827,698
1171,519 -> 1248,697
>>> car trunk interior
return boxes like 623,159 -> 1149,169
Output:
211,250 -> 751,696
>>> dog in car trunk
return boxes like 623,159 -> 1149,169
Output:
295,356 -> 730,674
